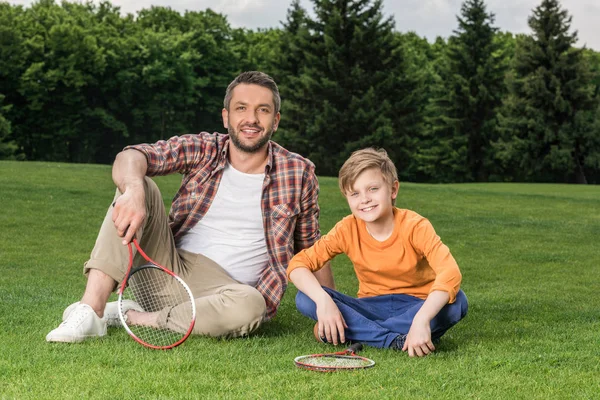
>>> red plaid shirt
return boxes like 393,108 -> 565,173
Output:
125,132 -> 321,320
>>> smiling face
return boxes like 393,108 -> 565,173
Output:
222,83 -> 280,154
345,167 -> 399,227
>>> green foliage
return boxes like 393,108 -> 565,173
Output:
13,0 -> 110,161
0,0 -> 599,183
419,0 -> 508,183
231,28 -> 282,74
0,0 -> 237,164
496,0 -> 599,183
2,160 -> 600,398
270,0 -> 314,156
275,0 -> 426,177
0,94 -> 18,158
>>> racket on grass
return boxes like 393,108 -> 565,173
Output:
118,238 -> 196,350
294,343 -> 375,372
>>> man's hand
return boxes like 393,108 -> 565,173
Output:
315,293 -> 347,345
111,149 -> 149,244
403,317 -> 435,357
112,183 -> 146,245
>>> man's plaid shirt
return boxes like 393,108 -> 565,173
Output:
126,132 -> 321,320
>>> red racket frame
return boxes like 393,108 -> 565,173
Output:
118,238 -> 196,350
294,343 -> 375,372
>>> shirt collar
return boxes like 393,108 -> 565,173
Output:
221,136 -> 274,174
265,141 -> 274,173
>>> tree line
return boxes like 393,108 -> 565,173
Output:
1,0 -> 599,183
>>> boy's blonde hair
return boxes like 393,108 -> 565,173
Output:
338,148 -> 398,203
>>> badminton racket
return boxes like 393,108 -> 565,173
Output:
294,343 -> 375,372
118,238 -> 196,350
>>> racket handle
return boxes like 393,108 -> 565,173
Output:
347,342 -> 363,354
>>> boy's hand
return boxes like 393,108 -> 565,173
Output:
315,294 -> 347,345
403,318 -> 435,357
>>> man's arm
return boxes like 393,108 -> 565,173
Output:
295,164 -> 335,282
111,149 -> 148,245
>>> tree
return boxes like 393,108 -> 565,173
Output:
393,31 -> 436,181
0,94 -> 17,159
9,0 -> 115,162
496,0 -> 598,183
0,2 -> 26,159
0,1 -> 239,163
183,9 -> 240,134
277,0 -> 423,177
418,0 -> 507,182
579,49 -> 600,183
231,28 -> 282,73
271,0 -> 320,160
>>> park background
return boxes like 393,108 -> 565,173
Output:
1,0 -> 599,399
1,0 -> 600,184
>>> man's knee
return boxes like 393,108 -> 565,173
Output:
201,285 -> 266,338
237,286 -> 267,324
143,176 -> 163,204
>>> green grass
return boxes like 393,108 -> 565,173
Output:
1,160 -> 599,399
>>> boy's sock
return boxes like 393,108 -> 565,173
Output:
390,334 -> 407,351
390,335 -> 441,351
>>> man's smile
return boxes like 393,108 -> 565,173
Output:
240,125 -> 262,135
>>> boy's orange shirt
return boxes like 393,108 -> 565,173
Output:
287,208 -> 462,303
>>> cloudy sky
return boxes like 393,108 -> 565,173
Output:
8,0 -> 600,50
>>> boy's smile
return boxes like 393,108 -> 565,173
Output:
346,167 -> 399,235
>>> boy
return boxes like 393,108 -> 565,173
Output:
286,148 -> 468,357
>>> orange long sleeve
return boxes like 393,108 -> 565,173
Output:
287,208 -> 462,303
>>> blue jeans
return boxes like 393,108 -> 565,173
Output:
295,288 -> 468,348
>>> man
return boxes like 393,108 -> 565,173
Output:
47,71 -> 333,342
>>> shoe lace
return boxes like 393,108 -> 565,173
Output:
61,306 -> 90,328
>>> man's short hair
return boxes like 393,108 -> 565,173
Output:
338,147 -> 398,197
223,71 -> 281,113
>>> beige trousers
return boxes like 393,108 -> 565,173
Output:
83,177 -> 266,338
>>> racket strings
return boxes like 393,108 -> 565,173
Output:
129,268 -> 173,312
296,355 -> 374,369
121,265 -> 194,348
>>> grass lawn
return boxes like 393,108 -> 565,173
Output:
1,160 -> 599,399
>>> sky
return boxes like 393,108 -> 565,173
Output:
7,0 -> 600,51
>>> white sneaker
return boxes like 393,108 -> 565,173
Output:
46,303 -> 107,343
105,300 -> 144,326
62,300 -> 143,327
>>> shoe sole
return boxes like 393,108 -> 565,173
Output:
46,323 -> 107,343
46,331 -> 107,343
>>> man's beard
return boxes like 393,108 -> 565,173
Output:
228,122 -> 275,153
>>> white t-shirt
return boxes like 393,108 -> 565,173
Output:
176,162 -> 268,286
